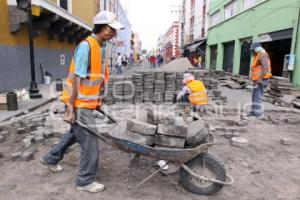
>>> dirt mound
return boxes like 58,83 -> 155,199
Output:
162,58 -> 193,72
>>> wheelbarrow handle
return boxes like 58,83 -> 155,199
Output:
96,107 -> 118,124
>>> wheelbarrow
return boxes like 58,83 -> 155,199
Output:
75,108 -> 234,195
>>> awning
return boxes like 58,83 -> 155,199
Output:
187,40 -> 205,52
259,29 -> 293,42
7,0 -> 92,44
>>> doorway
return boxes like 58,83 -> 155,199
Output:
210,45 -> 217,70
262,39 -> 292,77
239,39 -> 252,76
223,41 -> 235,73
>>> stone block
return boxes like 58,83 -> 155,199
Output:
43,130 -> 54,138
0,131 -> 9,138
35,135 -> 45,143
280,138 -> 292,146
231,137 -> 248,147
157,124 -> 187,138
186,120 -> 209,147
17,127 -> 26,135
11,151 -> 22,160
21,150 -> 34,161
127,119 -> 157,135
22,138 -> 32,149
154,134 -> 185,148
147,110 -> 176,125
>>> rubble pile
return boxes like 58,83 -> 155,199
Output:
0,111 -> 69,162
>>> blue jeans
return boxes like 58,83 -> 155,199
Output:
250,79 -> 269,117
116,64 -> 123,74
43,108 -> 99,186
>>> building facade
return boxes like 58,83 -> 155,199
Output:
132,32 -> 142,62
162,21 -> 180,61
206,0 -> 300,86
181,0 -> 210,64
0,0 -> 99,92
115,0 -> 132,58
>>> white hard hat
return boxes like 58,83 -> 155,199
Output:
93,11 -> 124,30
182,73 -> 195,84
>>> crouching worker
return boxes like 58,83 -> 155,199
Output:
176,73 -> 208,114
40,11 -> 124,193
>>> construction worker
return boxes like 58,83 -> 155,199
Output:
40,11 -> 124,193
176,73 -> 208,114
248,42 -> 272,118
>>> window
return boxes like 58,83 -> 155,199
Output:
210,11 -> 220,26
59,0 -> 72,13
224,0 -> 237,20
243,0 -> 255,10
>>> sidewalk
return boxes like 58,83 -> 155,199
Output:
0,84 -> 60,122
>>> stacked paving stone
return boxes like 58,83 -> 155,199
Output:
104,78 -> 114,105
123,76 -> 134,104
154,72 -> 165,104
176,72 -> 184,91
148,110 -> 186,148
113,77 -> 125,103
141,71 -> 155,103
126,119 -> 156,146
132,74 -> 144,103
165,72 -> 176,102
269,76 -> 293,101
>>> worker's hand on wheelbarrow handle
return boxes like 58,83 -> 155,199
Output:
63,104 -> 75,124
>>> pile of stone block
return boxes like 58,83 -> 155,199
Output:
267,76 -> 293,104
154,72 -> 165,104
123,76 -> 134,104
176,72 -> 184,91
103,78 -> 114,105
113,77 -> 125,103
164,72 -> 176,103
132,74 -> 144,103
141,71 -> 155,103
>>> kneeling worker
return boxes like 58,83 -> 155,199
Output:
176,73 -> 208,114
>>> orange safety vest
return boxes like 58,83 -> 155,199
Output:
251,52 -> 272,81
60,36 -> 109,109
187,80 -> 208,105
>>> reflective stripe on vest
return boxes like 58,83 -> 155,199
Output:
251,52 -> 272,81
60,36 -> 104,109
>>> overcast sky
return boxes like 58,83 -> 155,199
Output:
120,0 -> 182,51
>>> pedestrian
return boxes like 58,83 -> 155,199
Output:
116,52 -> 123,74
248,42 -> 272,119
198,55 -> 202,69
122,54 -> 128,68
40,11 -> 124,193
176,73 -> 208,115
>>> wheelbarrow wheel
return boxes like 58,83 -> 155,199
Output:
180,153 -> 226,195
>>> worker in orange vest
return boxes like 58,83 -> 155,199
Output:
176,73 -> 208,114
41,11 -> 124,193
248,42 -> 272,119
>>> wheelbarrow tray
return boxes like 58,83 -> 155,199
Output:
76,119 -> 213,164
101,132 -> 213,164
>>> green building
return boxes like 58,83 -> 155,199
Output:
205,0 -> 300,87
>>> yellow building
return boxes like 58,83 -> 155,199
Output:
0,0 -> 99,92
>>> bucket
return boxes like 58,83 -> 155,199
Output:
7,92 -> 18,111
44,75 -> 51,85
56,79 -> 63,91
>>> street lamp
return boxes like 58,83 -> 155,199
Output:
16,0 -> 42,99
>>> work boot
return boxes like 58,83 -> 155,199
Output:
76,182 -> 105,193
40,158 -> 63,173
